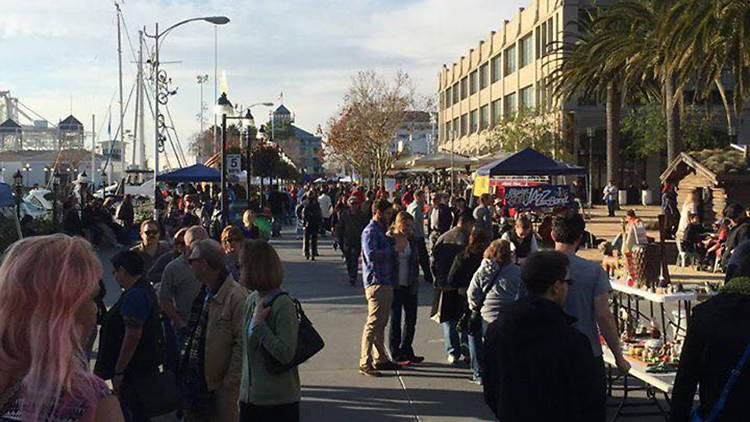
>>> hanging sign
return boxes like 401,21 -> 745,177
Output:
504,185 -> 574,209
226,154 -> 241,175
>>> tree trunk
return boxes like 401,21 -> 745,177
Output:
665,75 -> 680,164
605,82 -> 621,185
715,78 -> 733,134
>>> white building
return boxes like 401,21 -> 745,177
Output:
391,111 -> 438,156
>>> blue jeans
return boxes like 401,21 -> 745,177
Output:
441,321 -> 468,358
607,199 -> 616,216
467,320 -> 489,380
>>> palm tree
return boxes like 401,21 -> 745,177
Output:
548,8 -> 624,185
670,0 -> 750,153
595,0 -> 690,165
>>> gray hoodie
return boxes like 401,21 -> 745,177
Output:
467,258 -> 525,323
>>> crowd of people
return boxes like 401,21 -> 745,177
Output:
1,177 -> 750,422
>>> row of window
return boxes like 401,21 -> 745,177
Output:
443,82 -> 549,141
442,14 -> 558,110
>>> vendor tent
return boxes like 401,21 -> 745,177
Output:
0,183 -> 14,207
156,164 -> 220,183
476,148 -> 585,176
412,152 -> 473,169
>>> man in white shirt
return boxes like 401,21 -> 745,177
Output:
602,181 -> 618,217
318,188 -> 333,236
406,190 -> 433,284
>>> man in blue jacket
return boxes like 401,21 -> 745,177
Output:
359,198 -> 399,376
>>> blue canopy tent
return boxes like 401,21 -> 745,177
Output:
156,164 -> 221,183
476,147 -> 586,176
0,183 -> 14,207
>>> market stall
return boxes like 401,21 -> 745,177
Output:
155,164 -> 221,183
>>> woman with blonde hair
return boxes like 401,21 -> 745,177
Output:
387,211 -> 424,364
676,191 -> 699,241
239,240 -> 300,422
0,234 -> 123,421
465,238 -> 525,384
221,225 -> 244,280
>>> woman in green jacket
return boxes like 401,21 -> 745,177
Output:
239,240 -> 300,422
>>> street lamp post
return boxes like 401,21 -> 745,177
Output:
146,15 -> 230,219
77,171 -> 88,214
586,127 -> 595,208
13,170 -> 23,220
216,94 -> 272,227
23,163 -> 31,187
52,172 -> 61,230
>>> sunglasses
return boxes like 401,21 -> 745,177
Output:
144,230 -> 159,236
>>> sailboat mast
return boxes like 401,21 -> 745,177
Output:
139,29 -> 146,171
132,29 -> 141,168
116,2 -> 124,186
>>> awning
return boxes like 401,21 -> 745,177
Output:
476,148 -> 585,177
156,164 -> 221,183
412,152 -> 473,169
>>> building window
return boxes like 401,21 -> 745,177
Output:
470,110 -> 478,133
470,70 -> 478,95
520,34 -> 533,68
504,44 -> 517,75
491,99 -> 502,125
491,54 -> 502,83
537,78 -> 550,109
445,86 -> 452,108
504,92 -> 517,118
550,17 -> 555,47
453,82 -> 460,104
453,117 -> 459,139
460,77 -> 468,100
480,105 -> 489,129
446,121 -> 452,141
479,63 -> 489,89
460,114 -> 468,137
520,85 -> 534,109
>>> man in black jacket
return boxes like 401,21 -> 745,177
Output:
337,195 -> 369,285
671,276 -> 750,421
722,203 -> 750,269
483,250 -> 601,422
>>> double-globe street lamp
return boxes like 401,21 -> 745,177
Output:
146,15 -> 230,218
215,93 -> 272,227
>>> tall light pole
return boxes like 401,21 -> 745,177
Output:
242,103 -> 273,200
587,127 -> 595,208
146,15 -> 230,218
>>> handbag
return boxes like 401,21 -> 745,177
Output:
130,369 -> 182,417
457,271 -> 497,336
265,292 -> 325,373
691,343 -> 750,422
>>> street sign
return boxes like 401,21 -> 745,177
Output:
226,154 -> 241,175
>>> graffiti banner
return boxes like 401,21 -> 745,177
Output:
504,185 -> 574,210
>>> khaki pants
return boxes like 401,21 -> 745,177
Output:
359,284 -> 394,369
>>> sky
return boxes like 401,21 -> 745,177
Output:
0,0 -> 519,167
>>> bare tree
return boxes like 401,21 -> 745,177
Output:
326,70 -> 415,187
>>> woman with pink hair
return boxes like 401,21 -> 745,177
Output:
0,234 -> 123,421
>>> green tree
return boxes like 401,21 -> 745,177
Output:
484,107 -> 564,159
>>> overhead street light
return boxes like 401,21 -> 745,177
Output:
145,15 -> 230,221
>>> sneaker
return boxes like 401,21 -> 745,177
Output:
447,354 -> 459,365
373,361 -> 401,371
406,355 -> 425,364
358,366 -> 382,377
468,376 -> 483,385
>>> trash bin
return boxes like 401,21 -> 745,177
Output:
618,189 -> 628,206
641,189 -> 653,206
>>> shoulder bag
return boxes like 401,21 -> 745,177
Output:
457,266 -> 500,336
691,343 -> 750,422
265,292 -> 325,373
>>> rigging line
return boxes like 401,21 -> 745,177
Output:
164,105 -> 188,165
96,90 -> 118,141
102,80 -> 137,172
117,6 -> 140,63
15,101 -> 53,125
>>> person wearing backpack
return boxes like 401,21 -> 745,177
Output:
239,240 -> 301,422
670,275 -> 750,422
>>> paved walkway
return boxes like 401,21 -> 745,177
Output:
272,229 -> 668,421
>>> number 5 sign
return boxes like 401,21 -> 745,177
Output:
226,154 -> 241,175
